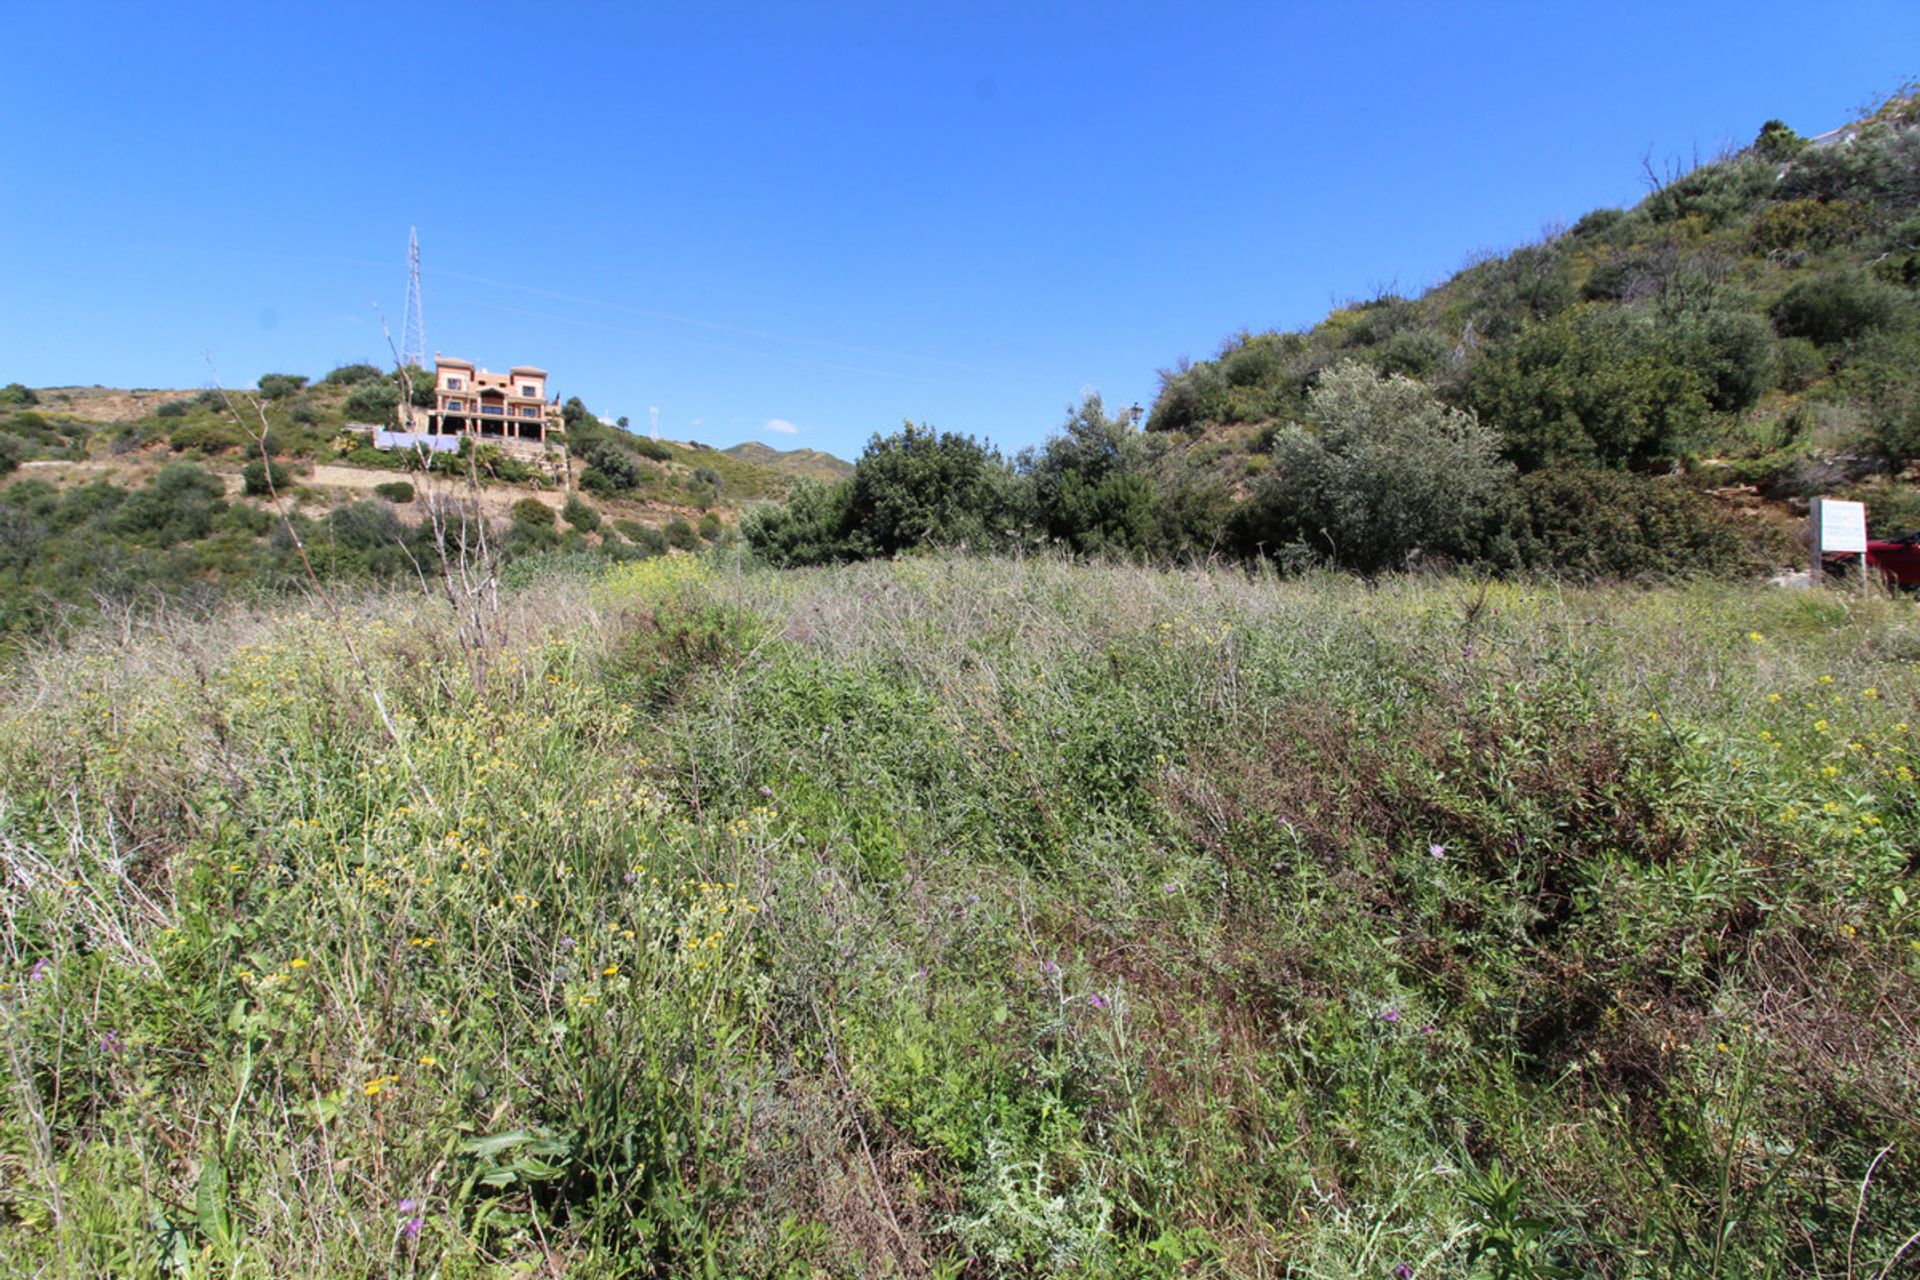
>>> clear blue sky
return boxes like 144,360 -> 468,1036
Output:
3,3 -> 1914,459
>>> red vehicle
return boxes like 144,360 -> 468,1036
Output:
1824,531 -> 1920,587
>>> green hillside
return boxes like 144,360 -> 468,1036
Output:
0,371 -> 818,649
1147,95 -> 1920,520
738,92 -> 1920,577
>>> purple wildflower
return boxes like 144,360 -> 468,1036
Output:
1394,1265 -> 1413,1280
1428,842 -> 1446,860
1419,1024 -> 1436,1035
28,959 -> 50,983
402,1215 -> 423,1240
1088,994 -> 1109,1009
1162,882 -> 1177,894
99,1029 -> 126,1054
1040,960 -> 1058,976
1381,1008 -> 1401,1024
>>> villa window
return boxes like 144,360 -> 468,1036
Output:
447,377 -> 463,390
446,398 -> 462,411
521,384 -> 536,396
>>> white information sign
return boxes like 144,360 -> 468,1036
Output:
1814,498 -> 1869,555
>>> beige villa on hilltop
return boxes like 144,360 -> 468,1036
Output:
394,356 -> 562,446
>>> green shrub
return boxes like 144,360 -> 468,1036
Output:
1664,309 -> 1778,414
562,495 -> 600,532
167,420 -> 248,454
1749,198 -> 1868,253
633,436 -> 672,461
241,458 -> 294,496
741,482 -> 852,567
287,396 -> 319,425
578,440 -> 639,491
697,512 -> 723,541
1515,468 -> 1766,578
257,373 -> 308,400
0,382 -> 36,407
342,446 -> 405,470
341,380 -> 400,423
663,516 -> 698,550
321,362 -> 383,386
1771,270 -> 1905,346
1147,359 -> 1227,433
107,462 -> 227,546
511,496 -> 555,528
845,421 -> 1018,554
1776,337 -> 1827,392
373,480 -> 415,503
1569,207 -> 1627,239
614,518 -> 668,556
1239,360 -> 1516,571
1753,118 -> 1807,162
401,364 -> 436,407
154,398 -> 191,419
1022,393 -> 1168,556
1469,308 -> 1711,469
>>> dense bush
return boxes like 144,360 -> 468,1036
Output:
373,480 -> 415,503
510,497 -> 555,528
741,481 -> 855,567
321,362 -> 383,386
256,373 -> 308,400
663,516 -> 699,550
1019,394 -> 1167,556
167,419 -> 249,454
613,518 -> 669,556
107,462 -> 229,547
341,379 -> 400,423
1771,270 -> 1906,346
1238,361 -> 1516,571
0,382 -> 37,406
1469,308 -> 1711,469
577,439 -> 640,492
562,494 -> 600,531
241,458 -> 294,496
401,363 -> 436,407
1515,468 -> 1765,578
845,422 -> 1018,555
1664,308 -> 1778,413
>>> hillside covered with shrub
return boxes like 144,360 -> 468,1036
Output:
0,368 -> 841,650
746,94 -> 1920,577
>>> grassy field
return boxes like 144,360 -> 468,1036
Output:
2,556 -> 1917,1277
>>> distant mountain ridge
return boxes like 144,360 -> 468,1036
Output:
722,440 -> 854,482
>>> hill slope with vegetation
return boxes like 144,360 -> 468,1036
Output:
745,92 -> 1920,576
0,371 -> 830,649
723,440 -> 857,483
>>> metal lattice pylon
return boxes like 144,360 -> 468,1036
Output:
400,227 -> 426,371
